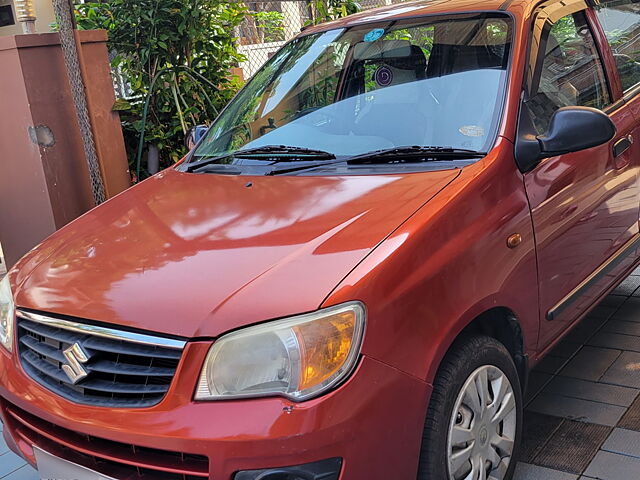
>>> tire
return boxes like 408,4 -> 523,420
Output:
417,335 -> 523,480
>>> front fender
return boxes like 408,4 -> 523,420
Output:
322,140 -> 539,382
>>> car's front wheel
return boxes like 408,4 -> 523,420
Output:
417,335 -> 522,480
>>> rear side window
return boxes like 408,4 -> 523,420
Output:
526,11 -> 611,133
594,0 -> 640,92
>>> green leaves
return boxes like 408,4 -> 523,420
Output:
252,11 -> 285,43
112,99 -> 133,111
307,0 -> 360,24
74,0 -> 246,177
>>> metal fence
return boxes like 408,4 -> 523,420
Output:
236,0 -> 407,79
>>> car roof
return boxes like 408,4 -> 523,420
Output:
301,0 -> 526,35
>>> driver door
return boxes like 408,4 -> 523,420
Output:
522,4 -> 640,349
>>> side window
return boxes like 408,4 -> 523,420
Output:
594,0 -> 640,92
526,11 -> 611,134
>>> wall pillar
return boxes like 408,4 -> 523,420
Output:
0,30 -> 130,268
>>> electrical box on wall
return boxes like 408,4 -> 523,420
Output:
0,0 -> 15,28
0,0 -> 56,35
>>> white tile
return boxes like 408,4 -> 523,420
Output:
514,462 -> 578,480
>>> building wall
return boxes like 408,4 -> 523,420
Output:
0,0 -> 56,36
0,31 -> 131,267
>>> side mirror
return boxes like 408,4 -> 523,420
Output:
185,125 -> 209,150
515,106 -> 616,172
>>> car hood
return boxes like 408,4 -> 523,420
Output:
14,168 -> 460,338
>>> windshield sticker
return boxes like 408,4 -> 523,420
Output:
364,28 -> 385,42
375,66 -> 394,87
459,125 -> 485,137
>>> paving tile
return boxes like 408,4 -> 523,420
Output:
601,428 -> 640,458
526,371 -> 554,404
603,319 -> 640,336
559,346 -> 621,382
550,339 -> 583,359
600,351 -> 640,389
527,393 -> 626,426
532,420 -> 611,474
513,462 -> 578,480
585,305 -> 619,320
611,298 -> 640,322
533,355 -> 569,375
561,315 -> 610,346
0,434 -> 9,456
612,275 -> 640,296
2,465 -> 39,480
543,377 -> 639,407
584,450 -> 640,479
600,295 -> 628,308
618,394 -> 640,431
588,331 -> 640,353
521,412 -> 564,463
563,324 -> 600,346
584,314 -> 613,329
0,452 -> 27,477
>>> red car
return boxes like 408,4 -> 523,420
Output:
2,0 -> 640,478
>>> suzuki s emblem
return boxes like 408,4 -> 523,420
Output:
62,343 -> 90,384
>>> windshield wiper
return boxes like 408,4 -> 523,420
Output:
346,146 -> 485,165
267,159 -> 347,176
187,145 -> 335,172
269,146 -> 485,176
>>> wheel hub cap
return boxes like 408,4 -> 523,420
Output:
479,427 -> 488,446
446,365 -> 517,480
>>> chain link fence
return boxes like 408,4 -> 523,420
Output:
53,0 -> 106,204
236,0 -> 407,79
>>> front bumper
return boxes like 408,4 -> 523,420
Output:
0,341 -> 431,479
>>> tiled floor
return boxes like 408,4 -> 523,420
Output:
4,271 -> 640,479
515,266 -> 640,480
0,420 -> 37,479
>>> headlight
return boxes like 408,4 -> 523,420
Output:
195,302 -> 365,401
0,276 -> 15,352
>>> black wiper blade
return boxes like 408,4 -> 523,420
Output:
267,159 -> 347,176
186,145 -> 335,172
269,145 -> 485,176
236,145 -> 335,158
346,146 -> 485,165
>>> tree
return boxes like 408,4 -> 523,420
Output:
74,0 -> 247,178
307,0 -> 361,24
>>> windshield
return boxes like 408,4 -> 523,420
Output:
191,13 -> 513,169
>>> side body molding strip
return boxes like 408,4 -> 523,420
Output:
547,234 -> 640,321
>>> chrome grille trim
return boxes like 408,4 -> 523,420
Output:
16,310 -> 185,408
17,309 -> 186,349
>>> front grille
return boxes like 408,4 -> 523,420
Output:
16,311 -> 185,408
2,400 -> 209,479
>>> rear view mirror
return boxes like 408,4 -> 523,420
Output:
516,106 -> 616,172
352,40 -> 413,61
538,107 -> 616,157
185,125 -> 209,150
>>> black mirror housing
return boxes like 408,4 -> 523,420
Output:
538,107 -> 616,156
515,106 -> 616,173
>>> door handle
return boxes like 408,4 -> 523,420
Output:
614,135 -> 633,158
614,135 -> 633,169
